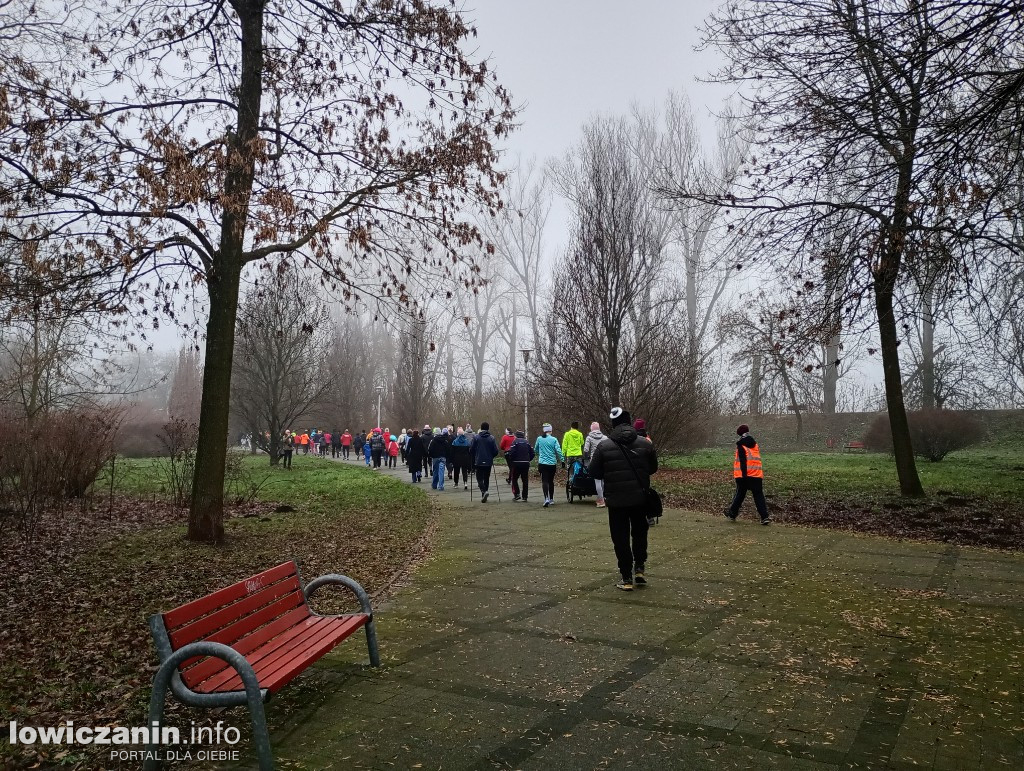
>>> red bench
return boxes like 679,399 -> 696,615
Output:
844,441 -> 866,452
145,561 -> 379,770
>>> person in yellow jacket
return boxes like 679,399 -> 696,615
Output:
725,424 -> 771,525
561,421 -> 585,471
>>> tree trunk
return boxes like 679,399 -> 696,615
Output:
779,363 -> 802,443
876,279 -> 925,497
445,333 -> 453,411
508,311 -> 517,401
921,286 -> 935,409
188,0 -> 264,542
268,422 -> 281,467
823,331 -> 840,414
749,353 -> 762,415
606,331 -> 621,407
189,262 -> 243,542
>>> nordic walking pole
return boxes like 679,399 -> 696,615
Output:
492,464 -> 501,503
470,464 -> 474,502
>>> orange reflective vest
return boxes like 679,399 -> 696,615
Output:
734,442 -> 763,479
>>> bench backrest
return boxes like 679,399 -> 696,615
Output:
160,561 -> 309,688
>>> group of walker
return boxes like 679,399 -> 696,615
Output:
284,413 -> 770,592
393,418 -> 648,507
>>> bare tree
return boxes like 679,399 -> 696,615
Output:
167,346 -> 203,425
392,308 -> 442,429
481,162 -> 552,381
541,116 -> 715,448
455,259 -> 508,405
323,313 -> 377,431
231,270 -> 332,466
0,243 -> 126,422
641,93 -> 747,370
722,298 -> 811,441
672,0 -> 1024,496
0,1 -> 515,541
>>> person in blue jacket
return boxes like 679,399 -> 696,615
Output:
450,427 -> 473,489
362,436 -> 372,466
469,421 -> 500,502
534,422 -> 564,507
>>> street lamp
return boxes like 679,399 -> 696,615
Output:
375,383 -> 384,429
519,349 -> 532,439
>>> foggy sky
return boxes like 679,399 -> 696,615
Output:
149,1 -> 734,351
471,0 -> 733,166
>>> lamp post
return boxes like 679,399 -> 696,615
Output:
519,348 -> 532,439
375,383 -> 384,429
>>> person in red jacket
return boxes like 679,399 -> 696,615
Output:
725,424 -> 771,525
340,429 -> 353,460
499,427 -> 515,483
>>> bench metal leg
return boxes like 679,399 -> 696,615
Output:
144,642 -> 274,771
365,618 -> 381,668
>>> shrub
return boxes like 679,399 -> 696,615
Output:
910,408 -> 985,461
862,410 -> 985,461
116,418 -> 167,457
157,417 -> 198,507
863,413 -> 893,453
0,407 -> 121,532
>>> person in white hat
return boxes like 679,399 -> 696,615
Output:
533,422 -> 564,507
589,407 -> 659,591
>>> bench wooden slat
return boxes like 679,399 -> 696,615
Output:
210,615 -> 369,694
193,615 -> 334,693
168,576 -> 302,650
178,599 -> 309,687
163,561 -> 299,631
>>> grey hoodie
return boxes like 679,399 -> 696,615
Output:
583,429 -> 605,465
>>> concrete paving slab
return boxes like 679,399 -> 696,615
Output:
257,458 -> 1024,770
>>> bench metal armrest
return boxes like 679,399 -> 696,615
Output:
303,573 -> 373,618
146,640 -> 272,770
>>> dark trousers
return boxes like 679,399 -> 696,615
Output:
729,477 -> 768,519
608,505 -> 649,581
453,460 -> 470,486
331,444 -> 339,458
371,449 -> 383,467
476,465 -> 491,493
282,449 -> 292,469
342,445 -> 350,459
511,464 -> 529,499
539,463 -> 557,501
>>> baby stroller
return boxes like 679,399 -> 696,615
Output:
566,460 -> 597,503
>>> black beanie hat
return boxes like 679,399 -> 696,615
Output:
480,421 -> 489,431
737,424 -> 750,435
610,407 -> 632,427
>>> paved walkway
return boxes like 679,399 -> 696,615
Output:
265,460 -> 1024,769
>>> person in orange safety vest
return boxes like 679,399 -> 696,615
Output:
725,424 -> 771,525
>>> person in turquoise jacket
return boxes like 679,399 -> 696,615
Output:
534,422 -> 564,507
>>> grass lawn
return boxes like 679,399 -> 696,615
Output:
0,453 -> 434,769
656,447 -> 1024,548
661,447 -> 1022,500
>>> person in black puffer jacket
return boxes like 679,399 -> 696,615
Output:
504,429 -> 535,501
405,429 -> 425,482
588,407 -> 658,592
